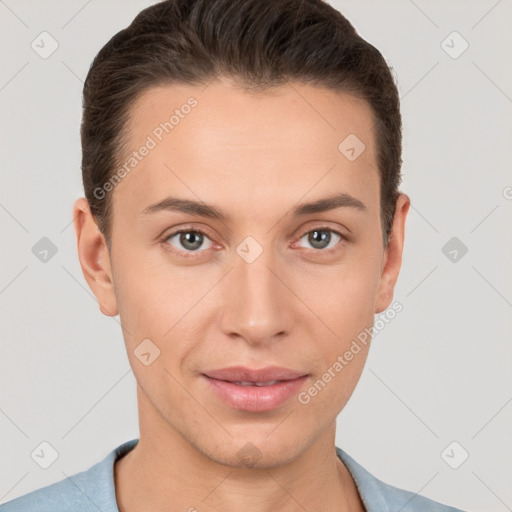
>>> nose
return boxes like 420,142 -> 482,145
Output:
218,243 -> 295,347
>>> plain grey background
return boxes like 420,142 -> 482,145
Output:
1,1 -> 511,511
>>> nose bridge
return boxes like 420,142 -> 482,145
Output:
219,236 -> 292,344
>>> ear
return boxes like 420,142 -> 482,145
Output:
375,193 -> 410,314
73,198 -> 118,317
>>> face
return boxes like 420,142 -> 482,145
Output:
75,76 -> 409,468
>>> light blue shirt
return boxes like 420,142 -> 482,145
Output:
0,439 -> 466,511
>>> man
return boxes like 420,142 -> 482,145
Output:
0,0 -> 466,510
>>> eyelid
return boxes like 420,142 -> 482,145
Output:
296,224 -> 348,240
161,223 -> 216,242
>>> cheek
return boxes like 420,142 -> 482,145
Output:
110,244 -> 213,366
298,258 -> 380,333
296,279 -> 374,414
290,251 -> 381,403
109,244 -> 171,340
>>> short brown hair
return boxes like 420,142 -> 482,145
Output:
81,0 -> 402,248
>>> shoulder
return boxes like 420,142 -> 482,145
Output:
336,447 -> 467,512
0,439 -> 138,512
0,471 -> 101,512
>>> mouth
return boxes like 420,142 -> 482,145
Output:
201,366 -> 309,412
202,365 -> 308,383
224,380 -> 282,387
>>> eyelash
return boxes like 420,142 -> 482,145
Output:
161,225 -> 347,258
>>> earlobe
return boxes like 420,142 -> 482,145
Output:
374,193 -> 410,314
73,198 -> 118,317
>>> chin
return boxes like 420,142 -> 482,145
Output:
199,434 -> 310,470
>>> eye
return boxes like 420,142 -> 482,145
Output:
296,227 -> 344,252
163,229 -> 213,254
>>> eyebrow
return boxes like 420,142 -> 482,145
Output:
141,192 -> 367,221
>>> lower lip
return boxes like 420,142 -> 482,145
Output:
202,375 -> 309,412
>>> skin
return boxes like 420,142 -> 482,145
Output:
73,76 -> 410,512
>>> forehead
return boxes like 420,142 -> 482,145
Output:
126,78 -> 376,153
113,78 -> 380,221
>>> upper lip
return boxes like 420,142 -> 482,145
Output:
203,366 -> 308,383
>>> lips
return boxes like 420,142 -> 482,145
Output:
203,366 -> 308,383
201,366 -> 309,412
